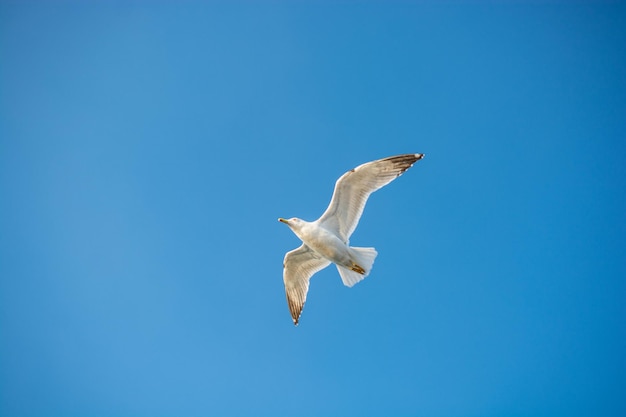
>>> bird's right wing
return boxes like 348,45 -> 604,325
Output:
283,244 -> 331,325
318,153 -> 423,241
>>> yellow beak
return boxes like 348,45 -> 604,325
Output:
278,218 -> 287,223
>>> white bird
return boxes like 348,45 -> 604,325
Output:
279,153 -> 424,325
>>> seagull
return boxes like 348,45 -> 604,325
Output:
279,153 -> 424,325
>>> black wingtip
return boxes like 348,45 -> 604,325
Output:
386,153 -> 424,176
386,153 -> 423,164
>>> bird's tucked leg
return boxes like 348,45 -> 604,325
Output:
350,262 -> 365,275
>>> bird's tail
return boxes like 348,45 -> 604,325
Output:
337,246 -> 378,287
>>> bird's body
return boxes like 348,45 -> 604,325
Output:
283,219 -> 366,274
279,153 -> 424,325
291,221 -> 349,265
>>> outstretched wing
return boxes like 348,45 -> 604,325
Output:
283,244 -> 331,325
317,153 -> 424,241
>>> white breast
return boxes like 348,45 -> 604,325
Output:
298,223 -> 351,265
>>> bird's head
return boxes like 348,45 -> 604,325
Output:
278,217 -> 303,230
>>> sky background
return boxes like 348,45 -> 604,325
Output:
1,1 -> 625,416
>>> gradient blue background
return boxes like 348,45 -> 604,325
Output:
1,1 -> 625,416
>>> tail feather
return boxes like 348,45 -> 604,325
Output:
337,246 -> 378,287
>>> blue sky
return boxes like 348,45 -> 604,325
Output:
1,1 -> 625,416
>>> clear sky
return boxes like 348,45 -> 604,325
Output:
1,1 -> 625,416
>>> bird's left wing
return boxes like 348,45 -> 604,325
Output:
283,244 -> 331,325
318,153 -> 423,240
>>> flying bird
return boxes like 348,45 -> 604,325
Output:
279,153 -> 424,325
